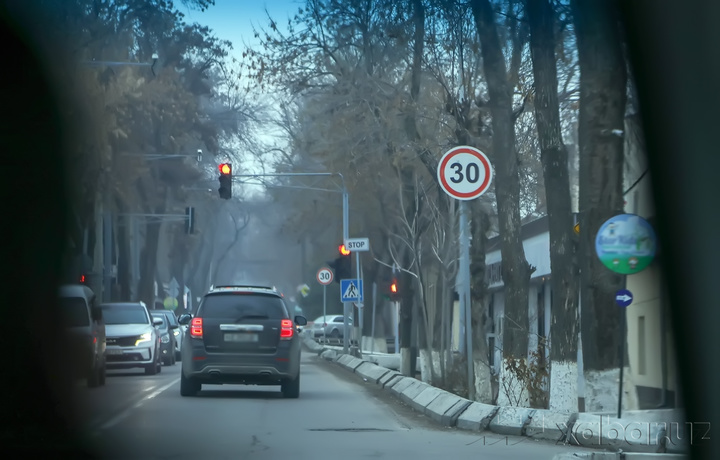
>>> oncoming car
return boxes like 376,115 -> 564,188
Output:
101,302 -> 163,375
178,285 -> 307,398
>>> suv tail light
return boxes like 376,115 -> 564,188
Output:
280,319 -> 294,339
190,317 -> 203,338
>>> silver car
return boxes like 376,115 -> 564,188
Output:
311,314 -> 352,339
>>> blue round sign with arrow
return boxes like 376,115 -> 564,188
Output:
615,289 -> 634,308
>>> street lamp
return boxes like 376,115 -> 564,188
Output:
197,149 -> 203,163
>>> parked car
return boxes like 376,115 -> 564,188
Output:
310,314 -> 351,339
101,302 -> 163,375
59,284 -> 106,387
153,309 -> 183,360
178,285 -> 307,398
151,312 -> 177,365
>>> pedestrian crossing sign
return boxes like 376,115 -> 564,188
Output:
340,279 -> 363,303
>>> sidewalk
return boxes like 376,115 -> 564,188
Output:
302,337 -> 690,459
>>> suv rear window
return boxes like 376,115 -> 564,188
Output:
60,297 -> 89,327
199,293 -> 288,319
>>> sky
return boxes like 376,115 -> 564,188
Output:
182,0 -> 298,53
183,0 -> 301,195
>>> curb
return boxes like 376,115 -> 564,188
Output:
304,337 -> 690,458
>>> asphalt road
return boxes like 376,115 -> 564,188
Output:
71,351 -> 587,459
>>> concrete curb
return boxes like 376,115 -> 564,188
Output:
551,454 -> 689,460
308,339 -> 689,458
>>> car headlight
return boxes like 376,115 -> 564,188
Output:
161,333 -> 170,344
135,332 -> 152,346
173,330 -> 180,336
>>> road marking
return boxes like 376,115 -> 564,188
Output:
94,378 -> 180,434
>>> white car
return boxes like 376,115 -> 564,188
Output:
101,302 -> 163,375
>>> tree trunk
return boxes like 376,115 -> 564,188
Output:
527,0 -> 580,413
470,205 -> 493,402
571,0 -> 627,412
115,197 -> 132,301
399,245 -> 414,376
471,0 -> 532,405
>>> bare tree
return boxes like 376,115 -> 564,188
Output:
526,0 -> 580,413
570,0 -> 627,412
470,0 -> 534,404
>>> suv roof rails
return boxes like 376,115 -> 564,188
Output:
209,285 -> 277,292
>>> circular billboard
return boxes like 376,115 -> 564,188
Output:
595,214 -> 657,275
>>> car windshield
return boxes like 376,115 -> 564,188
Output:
200,294 -> 287,319
162,312 -> 178,326
102,305 -> 149,325
59,297 -> 89,328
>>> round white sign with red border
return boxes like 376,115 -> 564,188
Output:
317,267 -> 333,285
437,146 -> 493,200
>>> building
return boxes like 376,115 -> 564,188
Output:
479,204 -> 679,410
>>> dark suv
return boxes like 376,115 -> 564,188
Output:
178,285 -> 307,398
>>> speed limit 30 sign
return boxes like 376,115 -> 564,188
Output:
437,146 -> 493,200
317,267 -> 333,285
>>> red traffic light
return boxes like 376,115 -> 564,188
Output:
80,274 -> 86,283
339,244 -> 351,256
219,163 -> 232,175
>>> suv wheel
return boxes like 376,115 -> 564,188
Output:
180,371 -> 200,396
281,373 -> 300,399
144,362 -> 157,375
87,363 -> 101,388
99,362 -> 106,386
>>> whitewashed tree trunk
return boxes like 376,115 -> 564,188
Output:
549,360 -> 579,412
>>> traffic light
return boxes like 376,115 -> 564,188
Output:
389,278 -> 400,301
218,163 -> 232,199
327,244 -> 351,283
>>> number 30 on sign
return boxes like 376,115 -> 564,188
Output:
437,146 -> 493,200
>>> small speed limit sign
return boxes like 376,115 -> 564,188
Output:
437,146 -> 493,200
317,268 -> 333,285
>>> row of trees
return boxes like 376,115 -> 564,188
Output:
249,0 -> 636,413
13,0 -> 271,310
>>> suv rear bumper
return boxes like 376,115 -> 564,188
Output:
182,339 -> 300,384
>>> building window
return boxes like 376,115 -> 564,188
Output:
488,337 -> 495,367
638,315 -> 646,375
488,295 -> 495,333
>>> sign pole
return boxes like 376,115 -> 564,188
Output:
343,302 -> 349,353
595,213 -> 656,420
323,284 -> 327,342
358,256 -> 363,354
436,145 -> 493,402
371,282 -> 377,353
618,275 -> 628,419
317,267 -> 333,343
459,200 -> 475,401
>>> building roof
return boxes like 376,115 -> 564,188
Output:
486,215 -> 549,252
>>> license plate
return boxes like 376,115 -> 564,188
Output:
106,348 -> 123,355
224,333 -> 258,343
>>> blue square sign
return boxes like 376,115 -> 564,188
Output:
340,279 -> 363,303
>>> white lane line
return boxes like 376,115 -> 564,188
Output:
94,378 -> 180,434
86,384 -> 159,428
